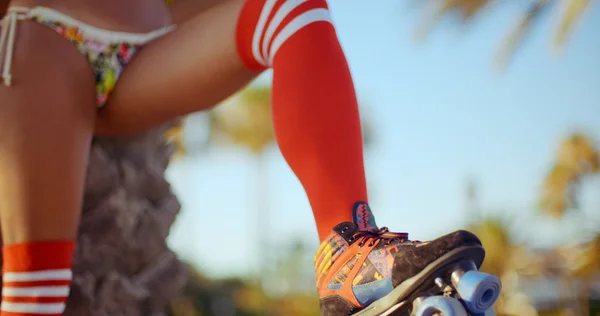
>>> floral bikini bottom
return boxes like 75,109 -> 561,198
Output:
0,6 -> 175,107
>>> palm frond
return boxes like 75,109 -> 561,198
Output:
494,0 -> 553,70
553,0 -> 592,52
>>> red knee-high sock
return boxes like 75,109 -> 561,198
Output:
1,241 -> 74,316
236,0 -> 368,241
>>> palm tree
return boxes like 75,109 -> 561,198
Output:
540,133 -> 600,314
540,133 -> 599,218
56,123 -> 186,315
415,0 -> 595,69
461,134 -> 599,315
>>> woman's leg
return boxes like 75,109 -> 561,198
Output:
0,21 -> 96,316
99,0 -> 365,240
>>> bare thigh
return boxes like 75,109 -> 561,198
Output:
96,0 -> 259,136
0,21 -> 96,244
169,0 -> 222,24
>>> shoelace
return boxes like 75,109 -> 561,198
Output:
346,227 -> 416,247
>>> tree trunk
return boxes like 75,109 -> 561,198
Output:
68,125 -> 187,315
0,125 -> 187,315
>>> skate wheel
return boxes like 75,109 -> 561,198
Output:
414,296 -> 467,316
456,271 -> 501,314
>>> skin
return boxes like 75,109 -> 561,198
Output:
95,0 -> 259,136
170,0 -> 223,24
0,20 -> 96,244
0,0 -> 256,246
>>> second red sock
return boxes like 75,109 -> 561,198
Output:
1,241 -> 74,316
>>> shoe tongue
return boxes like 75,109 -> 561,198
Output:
352,202 -> 379,233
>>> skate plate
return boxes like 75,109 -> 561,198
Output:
353,245 -> 501,316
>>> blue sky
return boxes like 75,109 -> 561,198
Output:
166,0 -> 600,277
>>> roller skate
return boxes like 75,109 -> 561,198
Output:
314,202 -> 501,316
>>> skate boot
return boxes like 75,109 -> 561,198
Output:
314,202 -> 501,316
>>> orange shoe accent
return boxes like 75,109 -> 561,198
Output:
314,203 -> 411,314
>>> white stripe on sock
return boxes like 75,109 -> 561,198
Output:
252,0 -> 277,66
268,8 -> 333,65
0,302 -> 66,314
3,269 -> 72,282
261,0 -> 307,61
2,286 -> 70,297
